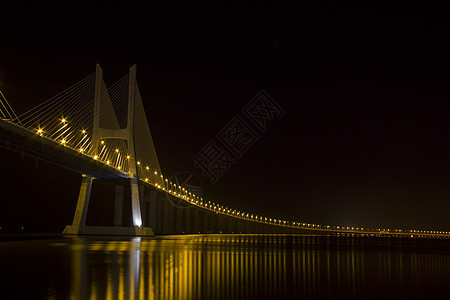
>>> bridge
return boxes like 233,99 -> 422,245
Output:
1,65 -> 448,238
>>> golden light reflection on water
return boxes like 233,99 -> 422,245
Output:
67,235 -> 450,299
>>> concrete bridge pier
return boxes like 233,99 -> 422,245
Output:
175,206 -> 183,234
218,216 -> 224,233
163,196 -> 175,234
210,213 -> 218,233
221,216 -> 229,233
209,213 -> 215,233
184,207 -> 191,233
196,211 -> 203,233
63,175 -> 93,234
244,221 -> 249,233
230,219 -> 237,233
228,217 -> 235,233
247,221 -> 252,233
193,209 -> 200,233
64,175 -> 154,236
250,222 -> 256,234
202,212 -> 208,233
203,211 -> 209,233
148,191 -> 158,231
139,185 -> 145,223
234,220 -> 241,234
235,220 -> 242,234
156,193 -> 165,234
142,191 -> 149,227
114,185 -> 124,226
215,214 -> 222,233
241,220 -> 247,233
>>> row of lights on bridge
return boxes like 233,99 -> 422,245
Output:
34,119 -> 450,238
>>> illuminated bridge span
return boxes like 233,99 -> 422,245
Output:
0,65 -> 448,238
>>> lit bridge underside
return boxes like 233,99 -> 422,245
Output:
0,66 -> 448,239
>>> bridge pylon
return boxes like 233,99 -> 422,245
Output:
63,64 -> 153,236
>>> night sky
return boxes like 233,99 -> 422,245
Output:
1,2 -> 449,231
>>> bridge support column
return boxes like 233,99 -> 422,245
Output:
143,191 -> 149,227
218,216 -> 224,233
156,195 -> 164,234
184,208 -> 191,233
193,209 -> 200,233
204,213 -> 211,233
114,185 -> 124,226
148,191 -> 157,230
130,178 -> 142,227
237,220 -> 242,233
175,207 -> 183,234
72,175 -> 93,226
211,214 -> 218,233
234,219 -> 240,233
163,198 -> 174,234
63,175 -> 93,234
222,216 -> 228,233
139,185 -> 145,217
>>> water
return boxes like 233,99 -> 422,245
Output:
1,235 -> 449,299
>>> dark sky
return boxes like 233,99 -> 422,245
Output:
1,2 -> 450,231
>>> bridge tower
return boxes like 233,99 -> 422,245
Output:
63,65 -> 153,236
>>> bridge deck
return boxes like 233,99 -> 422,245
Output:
0,119 -> 128,179
1,118 -> 449,239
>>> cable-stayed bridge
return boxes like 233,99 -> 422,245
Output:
0,65 -> 448,238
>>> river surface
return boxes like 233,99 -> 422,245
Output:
0,234 -> 449,299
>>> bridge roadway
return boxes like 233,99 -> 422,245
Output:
114,187 -> 450,238
0,118 -> 126,179
1,118 -> 449,239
